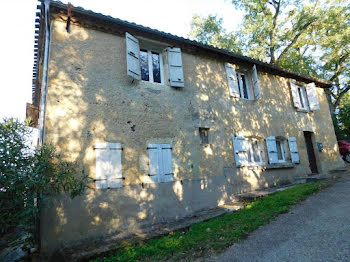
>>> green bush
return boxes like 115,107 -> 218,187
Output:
0,118 -> 88,237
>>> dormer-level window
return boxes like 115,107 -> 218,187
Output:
126,32 -> 184,87
225,63 -> 260,100
236,72 -> 250,99
290,79 -> 320,112
140,50 -> 163,84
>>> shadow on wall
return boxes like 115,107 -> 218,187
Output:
41,16 -> 343,252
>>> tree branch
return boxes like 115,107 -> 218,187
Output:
269,0 -> 281,64
275,21 -> 313,64
334,85 -> 350,109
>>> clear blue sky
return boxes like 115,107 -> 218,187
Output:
0,0 -> 243,121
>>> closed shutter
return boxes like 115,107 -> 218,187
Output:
167,47 -> 184,87
160,144 -> 174,183
225,63 -> 240,98
305,82 -> 320,111
148,144 -> 159,183
95,142 -> 123,189
288,137 -> 300,163
290,79 -> 301,109
266,136 -> 278,164
232,135 -> 248,167
126,32 -> 141,80
252,64 -> 261,99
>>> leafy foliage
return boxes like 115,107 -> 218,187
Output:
189,1 -> 350,133
0,118 -> 88,236
189,14 -> 241,53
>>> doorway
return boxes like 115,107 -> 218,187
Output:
303,131 -> 318,174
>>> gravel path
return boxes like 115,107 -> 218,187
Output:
203,172 -> 350,262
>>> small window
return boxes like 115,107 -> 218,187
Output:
140,49 -> 163,84
236,72 -> 250,99
297,86 -> 309,111
276,139 -> 286,162
199,128 -> 209,145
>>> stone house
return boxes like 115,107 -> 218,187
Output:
28,0 -> 344,256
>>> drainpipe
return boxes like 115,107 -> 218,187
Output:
38,0 -> 51,145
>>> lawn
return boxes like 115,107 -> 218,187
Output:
91,181 -> 328,262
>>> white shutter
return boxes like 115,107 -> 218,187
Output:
266,136 -> 278,164
95,142 -> 123,189
126,32 -> 141,80
167,47 -> 184,87
288,137 -> 300,164
232,135 -> 248,167
306,82 -> 320,111
160,144 -> 174,183
225,63 -> 240,98
252,64 -> 260,99
290,79 -> 301,109
148,144 -> 159,183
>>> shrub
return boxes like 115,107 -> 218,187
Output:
0,118 -> 88,237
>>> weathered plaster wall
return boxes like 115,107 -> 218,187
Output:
41,18 -> 344,253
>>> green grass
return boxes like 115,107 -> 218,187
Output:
91,181 -> 328,262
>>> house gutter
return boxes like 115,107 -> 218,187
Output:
38,0 -> 51,145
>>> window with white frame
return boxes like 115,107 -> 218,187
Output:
236,72 -> 250,99
225,63 -> 261,100
266,136 -> 300,165
140,50 -> 163,84
297,85 -> 309,111
126,32 -> 184,87
247,139 -> 263,164
290,79 -> 320,112
232,135 -> 263,167
275,138 -> 286,162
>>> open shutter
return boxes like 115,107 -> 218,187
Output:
167,47 -> 184,87
290,79 -> 301,109
148,144 -> 159,183
160,144 -> 174,183
225,63 -> 240,98
252,64 -> 260,99
232,135 -> 248,167
288,137 -> 300,163
126,32 -> 141,80
266,136 -> 278,164
95,142 -> 123,189
305,82 -> 319,111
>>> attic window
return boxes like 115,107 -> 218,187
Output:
140,50 -> 162,83
199,128 -> 209,145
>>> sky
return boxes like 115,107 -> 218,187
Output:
0,0 -> 243,121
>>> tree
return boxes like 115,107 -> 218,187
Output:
189,14 -> 241,53
189,0 -> 349,115
0,118 -> 88,237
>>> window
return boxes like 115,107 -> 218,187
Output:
232,135 -> 263,167
147,144 -> 174,183
95,142 -> 123,189
225,63 -> 260,100
266,136 -> 300,164
247,139 -> 262,164
276,139 -> 286,162
236,72 -> 250,99
290,80 -> 320,111
140,50 -> 163,83
126,32 -> 184,87
297,86 -> 309,111
199,128 -> 209,145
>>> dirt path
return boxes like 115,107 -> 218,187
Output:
203,172 -> 350,262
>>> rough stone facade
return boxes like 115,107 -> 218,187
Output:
40,15 -> 344,254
